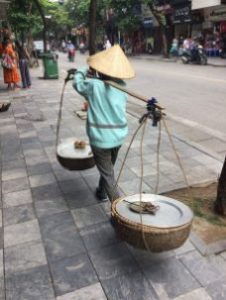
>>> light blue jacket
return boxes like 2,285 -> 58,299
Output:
73,68 -> 128,149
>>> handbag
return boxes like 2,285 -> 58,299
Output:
1,54 -> 13,69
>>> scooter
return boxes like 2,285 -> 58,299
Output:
181,45 -> 207,65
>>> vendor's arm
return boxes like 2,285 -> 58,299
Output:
73,67 -> 92,98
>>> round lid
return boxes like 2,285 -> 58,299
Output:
57,138 -> 93,159
115,194 -> 193,229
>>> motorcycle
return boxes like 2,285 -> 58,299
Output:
181,45 -> 207,65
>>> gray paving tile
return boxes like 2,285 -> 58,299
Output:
179,251 -> 223,286
3,189 -> 33,207
89,242 -> 140,280
2,158 -> 27,181
4,241 -> 47,275
173,288 -> 212,300
2,177 -> 29,195
3,203 -> 36,226
206,278 -> 226,300
64,189 -> 97,209
34,197 -> 68,218
71,204 -> 108,229
82,174 -> 99,192
58,178 -> 88,194
0,250 -> 3,274
32,182 -> 63,201
54,170 -> 81,181
174,239 -> 195,256
0,276 -> 4,300
27,161 -> 52,176
99,201 -> 111,217
142,257 -> 200,299
29,172 -> 56,188
56,283 -> 107,300
221,251 -> 226,260
101,271 -> 159,300
119,178 -> 151,195
199,138 -> 226,153
127,245 -> 175,266
39,211 -> 85,262
80,221 -> 120,251
0,227 -> 2,250
5,265 -> 55,300
50,253 -> 98,296
4,219 -> 41,248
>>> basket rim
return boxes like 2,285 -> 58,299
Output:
112,194 -> 193,231
56,153 -> 94,161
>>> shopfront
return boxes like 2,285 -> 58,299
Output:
172,0 -> 192,38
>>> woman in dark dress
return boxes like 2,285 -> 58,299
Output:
15,40 -> 31,88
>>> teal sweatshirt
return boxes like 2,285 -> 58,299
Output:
73,68 -> 128,149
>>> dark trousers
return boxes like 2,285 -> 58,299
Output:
19,59 -> 31,88
91,145 -> 121,202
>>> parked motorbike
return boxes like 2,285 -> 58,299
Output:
181,46 -> 207,65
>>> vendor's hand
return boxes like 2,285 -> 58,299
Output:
65,68 -> 77,82
87,68 -> 95,77
68,68 -> 77,75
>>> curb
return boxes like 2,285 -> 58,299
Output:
131,55 -> 226,67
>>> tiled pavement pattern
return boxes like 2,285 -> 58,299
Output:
0,61 -> 226,300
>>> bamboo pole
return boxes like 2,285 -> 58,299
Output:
104,80 -> 164,110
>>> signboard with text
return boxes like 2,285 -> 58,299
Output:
192,0 -> 221,10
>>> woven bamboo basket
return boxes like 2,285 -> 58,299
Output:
111,194 -> 193,252
56,138 -> 95,171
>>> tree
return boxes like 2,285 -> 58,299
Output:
89,0 -> 97,55
32,0 -> 48,51
214,156 -> 226,216
145,0 -> 169,57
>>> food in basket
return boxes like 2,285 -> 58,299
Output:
74,140 -> 86,149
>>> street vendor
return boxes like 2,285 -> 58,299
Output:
73,45 -> 135,202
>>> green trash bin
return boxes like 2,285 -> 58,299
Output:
42,52 -> 59,79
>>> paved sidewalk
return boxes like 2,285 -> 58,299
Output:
0,65 -> 226,300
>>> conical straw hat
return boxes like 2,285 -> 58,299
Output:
87,45 -> 135,79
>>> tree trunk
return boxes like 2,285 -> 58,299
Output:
32,0 -> 47,52
89,0 -> 97,55
214,156 -> 226,216
161,26 -> 168,58
147,2 -> 168,58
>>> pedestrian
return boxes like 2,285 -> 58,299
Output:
15,40 -> 31,89
170,37 -> 179,57
72,45 -> 135,202
104,39 -> 111,50
67,40 -> 75,62
0,37 -> 20,90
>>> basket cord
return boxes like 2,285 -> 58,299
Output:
162,118 -> 195,209
112,110 -> 194,251
112,116 -> 147,200
56,81 -> 67,149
